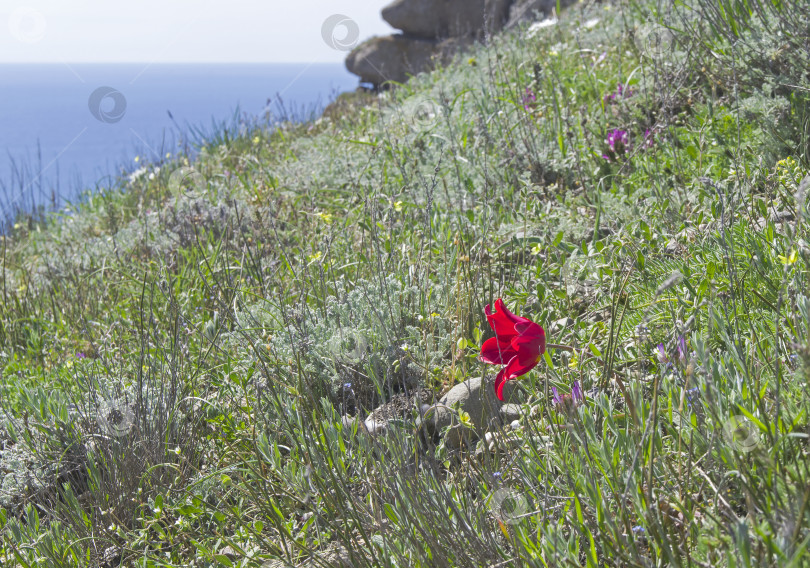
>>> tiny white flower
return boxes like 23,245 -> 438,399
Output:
583,18 -> 600,29
128,166 -> 148,184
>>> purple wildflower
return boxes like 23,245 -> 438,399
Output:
572,380 -> 585,405
603,129 -> 630,161
607,129 -> 629,150
604,83 -> 633,104
76,352 -> 86,359
522,87 -> 537,111
644,128 -> 655,149
677,335 -> 687,366
656,343 -> 668,365
552,381 -> 585,412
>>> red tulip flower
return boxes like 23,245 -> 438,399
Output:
479,298 -> 546,400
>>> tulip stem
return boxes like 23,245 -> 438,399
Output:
547,343 -> 575,352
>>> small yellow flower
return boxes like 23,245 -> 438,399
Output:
394,201 -> 404,212
316,212 -> 333,223
778,249 -> 798,265
253,136 -> 261,145
134,156 -> 140,163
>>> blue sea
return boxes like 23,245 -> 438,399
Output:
0,63 -> 357,220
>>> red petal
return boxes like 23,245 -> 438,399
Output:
485,298 -> 530,339
514,321 -> 545,342
479,337 -> 518,365
502,349 -> 540,380
511,336 -> 542,367
512,325 -> 545,358
494,367 -> 509,401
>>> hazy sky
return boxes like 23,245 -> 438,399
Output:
2,1 -> 394,63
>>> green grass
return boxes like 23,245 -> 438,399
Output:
0,0 -> 809,566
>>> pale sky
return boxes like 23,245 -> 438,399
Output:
1,1 -> 394,63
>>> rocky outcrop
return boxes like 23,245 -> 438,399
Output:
346,0 -> 575,87
381,0 -> 513,38
345,35 -> 469,86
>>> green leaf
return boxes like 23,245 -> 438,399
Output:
178,505 -> 202,516
383,503 -> 398,525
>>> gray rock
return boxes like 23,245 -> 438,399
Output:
770,210 -> 795,223
346,0 -> 577,87
416,403 -> 437,436
500,403 -> 522,423
504,379 -> 527,404
341,415 -> 368,436
219,546 -> 238,561
364,416 -> 389,436
430,376 -> 502,448
382,0 -> 513,38
417,378 -> 525,447
345,35 -> 444,86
